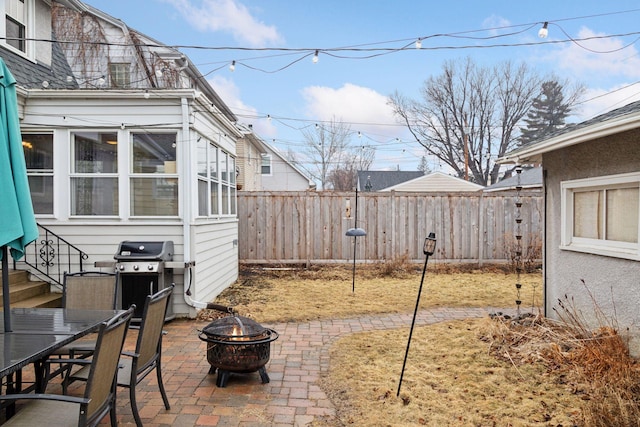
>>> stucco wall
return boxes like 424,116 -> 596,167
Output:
543,128 -> 640,355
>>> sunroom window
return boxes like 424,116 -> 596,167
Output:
70,132 -> 119,216
561,172 -> 640,260
196,138 -> 235,217
23,133 -> 53,215
130,132 -> 178,217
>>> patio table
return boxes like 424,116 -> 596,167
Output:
0,308 -> 122,393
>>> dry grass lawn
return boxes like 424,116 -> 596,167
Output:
208,262 -> 640,427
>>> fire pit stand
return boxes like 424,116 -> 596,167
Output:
198,304 -> 279,387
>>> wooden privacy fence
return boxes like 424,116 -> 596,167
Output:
237,191 -> 543,265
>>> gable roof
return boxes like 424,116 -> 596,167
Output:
381,171 -> 484,192
500,100 -> 640,164
357,170 -> 424,191
484,166 -> 542,192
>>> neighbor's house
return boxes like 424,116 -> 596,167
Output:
483,166 -> 542,193
357,170 -> 423,192
380,171 -> 484,192
357,170 -> 484,192
235,126 -> 268,191
500,101 -> 640,355
3,0 -> 245,318
259,140 -> 315,191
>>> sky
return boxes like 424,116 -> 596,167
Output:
84,0 -> 640,175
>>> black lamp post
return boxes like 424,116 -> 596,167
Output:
397,232 -> 436,397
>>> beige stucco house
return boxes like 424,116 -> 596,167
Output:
500,100 -> 640,355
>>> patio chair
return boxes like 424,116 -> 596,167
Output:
62,271 -> 119,311
0,306 -> 135,427
47,271 -> 120,383
66,285 -> 174,427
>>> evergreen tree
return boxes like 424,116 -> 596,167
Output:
519,80 -> 573,146
417,155 -> 430,174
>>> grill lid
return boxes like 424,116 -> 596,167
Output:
114,240 -> 174,261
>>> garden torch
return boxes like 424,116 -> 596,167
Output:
397,232 -> 436,397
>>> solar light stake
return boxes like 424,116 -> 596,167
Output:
397,232 -> 436,397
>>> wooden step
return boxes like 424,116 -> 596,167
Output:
11,293 -> 62,308
0,269 -> 63,308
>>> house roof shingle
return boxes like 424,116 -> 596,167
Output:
357,170 -> 424,192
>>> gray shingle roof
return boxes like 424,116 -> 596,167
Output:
357,170 -> 424,191
0,34 -> 78,89
520,100 -> 640,149
484,166 -> 542,192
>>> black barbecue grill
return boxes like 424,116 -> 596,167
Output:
114,240 -> 175,320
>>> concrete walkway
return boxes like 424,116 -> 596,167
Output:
104,307 -> 510,426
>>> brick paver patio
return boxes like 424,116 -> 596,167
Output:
41,307 -> 510,426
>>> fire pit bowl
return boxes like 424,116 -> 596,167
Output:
198,304 -> 279,387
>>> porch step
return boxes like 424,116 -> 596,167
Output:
0,269 -> 63,308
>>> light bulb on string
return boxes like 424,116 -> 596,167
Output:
415,38 -> 422,49
229,60 -> 236,72
538,22 -> 548,38
312,50 -> 319,63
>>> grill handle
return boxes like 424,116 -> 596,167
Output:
205,303 -> 235,314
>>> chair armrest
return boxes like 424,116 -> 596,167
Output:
45,358 -> 92,367
121,350 -> 140,359
0,393 -> 89,405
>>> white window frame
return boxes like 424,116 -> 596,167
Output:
129,131 -> 179,218
2,0 -> 34,57
261,153 -> 272,176
561,171 -> 640,260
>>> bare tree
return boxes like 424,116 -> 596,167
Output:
389,57 -> 544,185
301,118 -> 351,190
327,145 -> 375,190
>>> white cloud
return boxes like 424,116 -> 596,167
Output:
162,0 -> 283,47
300,83 -> 403,138
549,27 -> 640,81
482,14 -> 511,37
575,83 -> 640,121
208,75 -> 277,137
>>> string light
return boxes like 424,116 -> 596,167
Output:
538,22 -> 549,38
312,50 -> 319,63
229,60 -> 236,72
415,38 -> 422,49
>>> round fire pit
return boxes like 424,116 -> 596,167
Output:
198,310 -> 279,387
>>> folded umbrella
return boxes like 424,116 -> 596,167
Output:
0,57 -> 38,331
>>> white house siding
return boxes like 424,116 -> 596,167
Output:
261,146 -> 312,191
34,1 -> 52,65
543,130 -> 640,355
192,220 -> 239,308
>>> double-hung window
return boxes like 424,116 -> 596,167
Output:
561,172 -> 640,260
130,132 -> 178,217
70,132 -> 119,216
4,0 -> 26,53
261,154 -> 272,175
23,133 -> 54,215
197,137 -> 218,216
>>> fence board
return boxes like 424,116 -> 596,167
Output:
238,191 -> 543,264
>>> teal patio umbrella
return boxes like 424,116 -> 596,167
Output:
0,58 -> 38,332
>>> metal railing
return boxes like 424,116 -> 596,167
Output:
13,223 -> 88,288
